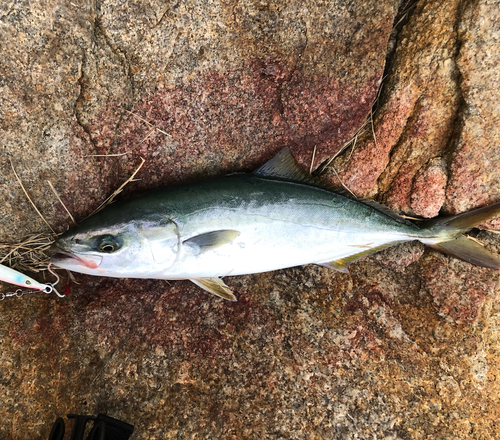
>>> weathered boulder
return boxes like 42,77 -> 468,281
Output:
1,0 -> 500,439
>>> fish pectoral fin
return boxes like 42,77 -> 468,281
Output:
183,230 -> 240,254
190,277 -> 237,301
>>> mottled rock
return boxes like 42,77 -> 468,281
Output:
420,252 -> 499,324
410,157 -> 447,218
333,0 -> 462,211
1,0 -> 500,439
333,0 -> 500,224
0,0 -> 397,241
368,241 -> 425,272
445,0 -> 500,229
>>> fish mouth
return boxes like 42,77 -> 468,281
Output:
50,248 -> 103,269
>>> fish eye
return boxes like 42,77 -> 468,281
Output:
100,244 -> 116,252
95,235 -> 123,253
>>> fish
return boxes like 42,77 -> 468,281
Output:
51,148 -> 500,301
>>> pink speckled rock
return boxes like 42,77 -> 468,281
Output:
419,250 -> 499,325
445,1 -> 500,220
0,0 -> 396,241
334,88 -> 416,199
2,0 -> 500,439
410,157 -> 447,218
334,0 -> 500,226
333,0 -> 462,215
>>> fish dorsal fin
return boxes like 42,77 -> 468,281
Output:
255,148 -> 416,227
190,278 -> 237,301
183,230 -> 240,254
254,147 -> 319,185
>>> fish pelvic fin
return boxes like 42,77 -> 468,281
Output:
190,277 -> 237,301
430,236 -> 500,269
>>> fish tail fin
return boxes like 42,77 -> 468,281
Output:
425,201 -> 500,269
429,200 -> 500,232
430,236 -> 500,269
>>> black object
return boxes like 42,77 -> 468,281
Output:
48,413 -> 134,440
48,417 -> 65,440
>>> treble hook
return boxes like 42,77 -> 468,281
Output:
47,263 -> 66,298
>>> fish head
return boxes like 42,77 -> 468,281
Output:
51,215 -> 180,278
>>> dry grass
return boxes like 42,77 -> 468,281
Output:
313,117 -> 370,176
125,109 -> 171,138
309,145 -> 317,174
9,160 -> 56,233
314,76 -> 387,177
87,157 -> 145,217
0,233 -> 55,273
1,157 -> 146,275
46,180 -> 76,225
86,152 -> 130,157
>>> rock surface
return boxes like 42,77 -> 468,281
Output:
1,0 -> 500,439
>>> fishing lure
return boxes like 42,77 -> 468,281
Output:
0,263 -> 64,300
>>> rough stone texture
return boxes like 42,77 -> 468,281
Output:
410,157 -> 447,218
446,0 -> 500,230
333,0 -> 500,225
2,0 -> 500,439
0,0 -> 393,239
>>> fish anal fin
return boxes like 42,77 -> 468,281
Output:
190,278 -> 237,301
317,261 -> 350,273
431,235 -> 500,269
316,241 -> 402,273
183,230 -> 240,253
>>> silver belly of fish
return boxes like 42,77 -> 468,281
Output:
165,201 -> 412,279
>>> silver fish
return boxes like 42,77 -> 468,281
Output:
51,148 -> 500,300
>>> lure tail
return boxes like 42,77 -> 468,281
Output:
427,201 -> 500,269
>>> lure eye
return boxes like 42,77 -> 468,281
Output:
95,235 -> 123,253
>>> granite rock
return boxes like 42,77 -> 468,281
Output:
446,0 -> 500,229
333,0 -> 500,226
1,0 -> 500,439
